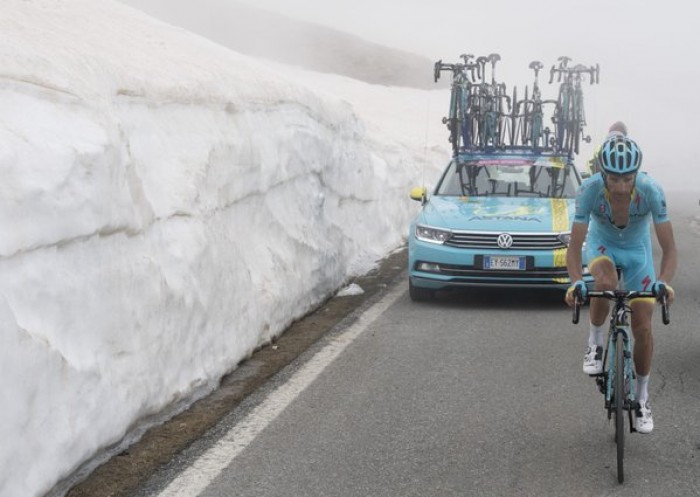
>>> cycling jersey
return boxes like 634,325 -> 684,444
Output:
573,172 -> 669,291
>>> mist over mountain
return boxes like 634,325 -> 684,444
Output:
118,0 -> 444,89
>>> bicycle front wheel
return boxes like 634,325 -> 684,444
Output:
615,333 -> 625,483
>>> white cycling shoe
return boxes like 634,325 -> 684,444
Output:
635,401 -> 654,434
583,345 -> 604,375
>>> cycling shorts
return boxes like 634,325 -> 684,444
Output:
585,234 -> 655,292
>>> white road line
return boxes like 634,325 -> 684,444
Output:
155,282 -> 405,497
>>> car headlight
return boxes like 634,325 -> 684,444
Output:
558,232 -> 571,246
415,224 -> 452,244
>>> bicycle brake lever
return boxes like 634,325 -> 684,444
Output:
572,292 -> 582,324
659,291 -> 671,325
434,60 -> 442,83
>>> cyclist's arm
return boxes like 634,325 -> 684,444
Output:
566,177 -> 596,304
647,176 -> 677,294
565,222 -> 589,306
566,222 -> 589,283
654,221 -> 678,286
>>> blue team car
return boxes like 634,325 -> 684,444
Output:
408,151 -> 594,301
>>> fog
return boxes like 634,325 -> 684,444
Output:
243,0 -> 700,193
119,0 -> 699,190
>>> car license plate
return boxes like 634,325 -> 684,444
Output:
484,256 -> 526,270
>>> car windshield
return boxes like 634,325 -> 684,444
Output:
435,159 -> 579,198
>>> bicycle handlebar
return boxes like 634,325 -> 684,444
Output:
548,61 -> 599,85
571,288 -> 671,325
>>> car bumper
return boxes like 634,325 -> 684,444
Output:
408,239 -> 594,290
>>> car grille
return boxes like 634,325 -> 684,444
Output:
445,231 -> 565,250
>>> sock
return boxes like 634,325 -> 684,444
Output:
636,375 -> 650,405
588,323 -> 606,348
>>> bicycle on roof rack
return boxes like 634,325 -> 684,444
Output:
466,55 -> 493,150
436,53 -> 512,154
435,58 -> 472,156
513,61 -> 558,152
571,286 -> 671,484
434,54 -> 599,157
470,54 -> 512,149
549,57 -> 599,155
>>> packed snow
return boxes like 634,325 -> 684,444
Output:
0,1 -> 448,495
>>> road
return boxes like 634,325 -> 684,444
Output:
121,193 -> 700,496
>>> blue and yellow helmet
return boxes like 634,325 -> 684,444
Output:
598,136 -> 642,175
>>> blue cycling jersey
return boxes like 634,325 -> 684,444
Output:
573,172 -> 669,242
573,172 -> 669,291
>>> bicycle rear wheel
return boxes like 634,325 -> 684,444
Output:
614,333 -> 625,483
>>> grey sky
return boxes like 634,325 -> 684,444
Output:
238,0 -> 693,61
235,0 -> 700,190
118,0 -> 699,189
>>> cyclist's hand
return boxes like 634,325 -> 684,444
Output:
565,280 -> 587,307
652,281 -> 675,304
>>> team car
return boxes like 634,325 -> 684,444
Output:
408,151 -> 594,300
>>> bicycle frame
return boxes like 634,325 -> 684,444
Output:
600,303 -> 636,419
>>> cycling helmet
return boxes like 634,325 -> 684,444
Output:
598,135 -> 642,175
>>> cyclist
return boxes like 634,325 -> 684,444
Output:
564,134 -> 678,434
586,121 -> 628,176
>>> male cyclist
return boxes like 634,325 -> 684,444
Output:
564,134 -> 678,434
586,122 -> 628,175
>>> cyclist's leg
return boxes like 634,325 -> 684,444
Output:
586,240 -> 619,326
620,239 -> 656,432
620,240 -> 656,377
630,301 -> 654,375
630,295 -> 655,433
582,239 -> 618,374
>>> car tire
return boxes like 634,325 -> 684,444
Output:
409,279 -> 434,302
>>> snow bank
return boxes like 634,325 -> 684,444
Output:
0,0 -> 446,495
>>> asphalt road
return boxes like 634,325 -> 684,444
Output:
83,192 -> 700,497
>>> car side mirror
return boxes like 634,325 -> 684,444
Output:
410,187 -> 427,204
581,171 -> 591,179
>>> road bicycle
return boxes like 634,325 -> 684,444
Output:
549,58 -> 599,155
572,287 -> 670,483
435,60 -> 468,155
473,81 -> 510,148
435,54 -> 511,152
515,61 -> 557,151
435,58 -> 478,155
433,54 -> 600,156
466,54 -> 510,149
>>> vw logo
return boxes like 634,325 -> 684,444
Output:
497,233 -> 513,249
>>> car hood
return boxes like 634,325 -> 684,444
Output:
419,195 -> 574,232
